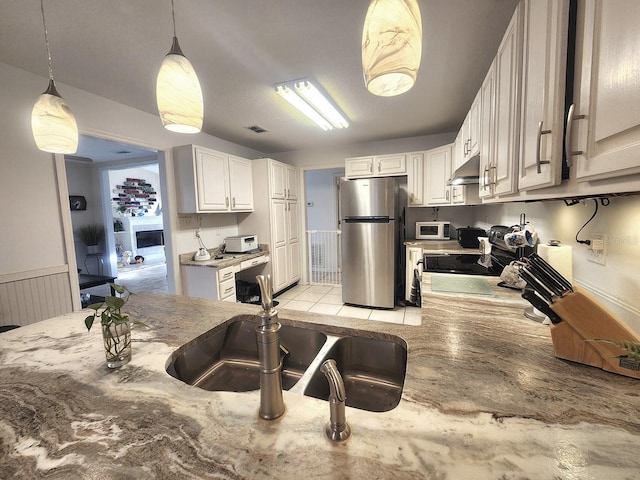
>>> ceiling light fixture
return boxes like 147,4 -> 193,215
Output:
156,0 -> 203,133
275,79 -> 349,131
31,0 -> 79,154
362,0 -> 422,97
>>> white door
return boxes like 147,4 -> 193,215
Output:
493,4 -> 523,196
228,155 -> 254,211
425,145 -> 452,205
407,152 -> 425,206
518,0 -> 569,191
195,148 -> 229,211
269,159 -> 287,199
572,0 -> 640,181
286,165 -> 298,200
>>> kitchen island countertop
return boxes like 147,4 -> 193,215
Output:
1,288 -> 639,478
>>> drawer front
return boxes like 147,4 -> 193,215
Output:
218,265 -> 238,283
218,277 -> 236,300
240,255 -> 267,270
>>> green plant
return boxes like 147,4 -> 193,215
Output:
587,338 -> 640,361
85,283 -> 147,331
84,284 -> 148,365
76,224 -> 105,246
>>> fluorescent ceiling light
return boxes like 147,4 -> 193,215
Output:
275,79 -> 349,131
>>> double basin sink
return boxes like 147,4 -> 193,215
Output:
166,315 -> 407,412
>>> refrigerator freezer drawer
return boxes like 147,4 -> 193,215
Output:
341,221 -> 395,308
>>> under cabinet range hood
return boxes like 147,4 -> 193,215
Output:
447,156 -> 480,185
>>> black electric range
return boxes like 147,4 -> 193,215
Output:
422,252 -> 507,276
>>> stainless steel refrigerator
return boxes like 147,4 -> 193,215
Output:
340,177 -> 400,309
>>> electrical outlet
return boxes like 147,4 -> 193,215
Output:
587,233 -> 607,265
178,215 -> 195,228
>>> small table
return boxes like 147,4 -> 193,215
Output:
79,274 -> 117,296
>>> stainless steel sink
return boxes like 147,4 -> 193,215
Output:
166,316 -> 327,392
166,315 -> 408,412
302,336 -> 407,412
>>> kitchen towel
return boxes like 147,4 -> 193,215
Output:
537,244 -> 573,283
431,274 -> 496,296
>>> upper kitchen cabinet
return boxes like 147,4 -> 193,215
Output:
424,144 -> 453,205
491,2 -> 524,197
269,160 -> 299,200
173,145 -> 253,214
517,0 -> 570,191
479,59 -> 496,199
407,152 -> 425,206
462,91 -> 481,162
569,0 -> 640,182
345,153 -> 407,178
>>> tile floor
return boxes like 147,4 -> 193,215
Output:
275,284 -> 422,326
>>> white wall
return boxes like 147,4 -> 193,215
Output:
305,168 -> 344,230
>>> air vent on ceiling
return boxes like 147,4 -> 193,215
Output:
245,125 -> 268,134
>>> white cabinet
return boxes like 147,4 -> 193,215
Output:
462,91 -> 481,162
181,263 -> 240,301
517,0 -> 570,191
491,3 -> 523,197
405,246 -> 423,302
345,153 -> 407,178
424,144 -> 453,205
238,158 -> 300,294
479,59 -> 496,199
407,152 -> 425,206
270,161 -> 298,200
173,145 -> 253,213
570,0 -> 640,182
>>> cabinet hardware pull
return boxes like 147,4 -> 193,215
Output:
445,190 -> 450,201
225,197 -> 229,207
232,197 -> 236,208
536,121 -> 552,174
482,165 -> 489,191
377,159 -> 381,172
565,103 -> 585,168
224,286 -> 234,294
489,165 -> 497,186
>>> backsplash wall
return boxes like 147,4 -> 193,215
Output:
473,196 -> 640,334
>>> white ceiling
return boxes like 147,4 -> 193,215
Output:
0,0 -> 519,155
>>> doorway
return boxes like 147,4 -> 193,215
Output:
304,167 -> 344,286
66,134 -> 170,299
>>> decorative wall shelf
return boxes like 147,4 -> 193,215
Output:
112,177 -> 157,216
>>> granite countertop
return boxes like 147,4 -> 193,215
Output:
1,287 -> 640,478
179,244 -> 269,268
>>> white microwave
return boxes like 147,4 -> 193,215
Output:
415,221 -> 451,240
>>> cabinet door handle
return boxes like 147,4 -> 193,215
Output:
232,197 -> 236,208
536,121 -> 552,174
377,159 -> 381,172
445,189 -> 450,202
482,165 -> 489,191
489,165 -> 497,186
565,103 -> 585,168
222,271 -> 233,279
223,286 -> 234,294
225,197 -> 229,208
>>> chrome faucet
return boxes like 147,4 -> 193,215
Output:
320,359 -> 351,442
256,274 -> 285,420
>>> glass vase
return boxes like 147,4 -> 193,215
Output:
102,320 -> 131,368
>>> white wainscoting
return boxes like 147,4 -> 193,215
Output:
0,265 -> 73,326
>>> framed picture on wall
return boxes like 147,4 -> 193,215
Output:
69,195 -> 87,211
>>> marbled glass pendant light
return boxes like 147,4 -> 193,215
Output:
362,0 -> 422,96
156,0 -> 203,133
31,0 -> 79,154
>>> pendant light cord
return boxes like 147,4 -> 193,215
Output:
39,0 -> 54,81
171,0 -> 177,37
